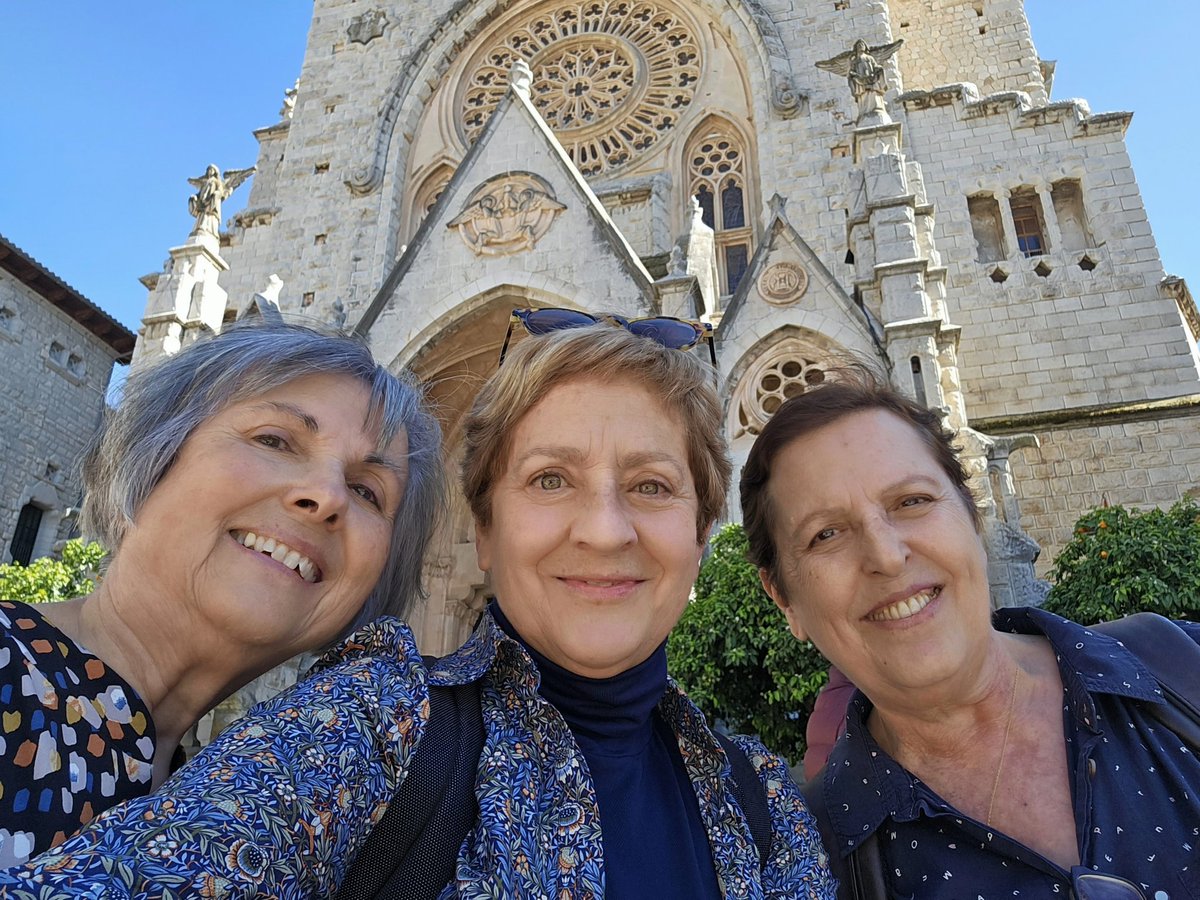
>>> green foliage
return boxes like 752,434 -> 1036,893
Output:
0,539 -> 106,604
1045,497 -> 1200,625
668,523 -> 829,764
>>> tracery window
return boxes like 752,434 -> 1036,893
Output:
688,123 -> 753,295
457,0 -> 702,177
735,353 -> 828,438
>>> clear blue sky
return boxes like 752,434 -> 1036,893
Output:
1,3 -> 1195,336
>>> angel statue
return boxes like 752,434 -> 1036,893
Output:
816,38 -> 903,125
187,164 -> 255,239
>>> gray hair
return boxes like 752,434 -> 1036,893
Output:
81,321 -> 442,632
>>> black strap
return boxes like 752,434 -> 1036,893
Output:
1091,613 -> 1200,750
335,671 -> 484,900
715,733 -> 774,871
802,767 -> 889,900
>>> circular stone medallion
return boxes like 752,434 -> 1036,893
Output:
758,262 -> 808,304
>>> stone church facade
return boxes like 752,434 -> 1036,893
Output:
134,0 -> 1200,659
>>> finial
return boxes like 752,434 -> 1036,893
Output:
510,59 -> 533,97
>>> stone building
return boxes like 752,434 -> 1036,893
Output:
134,0 -> 1200,658
0,234 -> 135,565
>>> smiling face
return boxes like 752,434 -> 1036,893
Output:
117,373 -> 408,658
760,409 -> 991,700
475,377 -> 708,678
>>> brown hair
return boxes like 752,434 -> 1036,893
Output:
740,363 -> 978,590
461,322 -> 730,541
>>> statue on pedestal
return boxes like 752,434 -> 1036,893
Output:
187,164 -> 255,239
816,38 -> 903,125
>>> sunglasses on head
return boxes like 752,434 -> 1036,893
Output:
498,307 -> 718,370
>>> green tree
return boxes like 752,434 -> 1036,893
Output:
1045,497 -> 1200,625
668,523 -> 829,763
0,539 -> 106,604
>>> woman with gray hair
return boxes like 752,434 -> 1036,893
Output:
0,320 -> 441,867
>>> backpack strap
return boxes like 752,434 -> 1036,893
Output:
335,664 -> 484,900
801,767 -> 889,900
1090,613 -> 1200,750
715,733 -> 773,871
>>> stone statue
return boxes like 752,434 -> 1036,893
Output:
816,38 -> 903,125
187,164 -> 255,239
279,80 -> 299,120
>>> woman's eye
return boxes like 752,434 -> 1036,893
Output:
351,483 -> 381,509
253,433 -> 289,450
810,527 -> 838,547
900,495 -> 930,508
537,472 -> 563,490
635,481 -> 665,496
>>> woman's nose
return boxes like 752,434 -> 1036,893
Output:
287,463 -> 351,524
860,517 -> 908,575
570,488 -> 637,549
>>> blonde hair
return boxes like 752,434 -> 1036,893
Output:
461,323 -> 730,541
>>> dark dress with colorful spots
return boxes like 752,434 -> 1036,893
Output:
0,600 -> 158,867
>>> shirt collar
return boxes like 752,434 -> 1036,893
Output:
820,691 -> 913,857
992,607 -> 1165,713
425,606 -> 507,686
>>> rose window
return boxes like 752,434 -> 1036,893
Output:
534,42 -> 637,129
736,356 -> 828,437
460,1 -> 702,176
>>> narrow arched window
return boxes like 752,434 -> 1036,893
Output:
910,356 -> 927,406
686,121 -> 754,296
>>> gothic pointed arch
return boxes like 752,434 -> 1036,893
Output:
394,286 -> 590,654
726,327 -> 851,443
684,115 -> 757,296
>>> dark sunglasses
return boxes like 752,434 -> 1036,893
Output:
1073,872 -> 1147,900
498,307 -> 717,370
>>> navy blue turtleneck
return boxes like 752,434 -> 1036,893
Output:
491,603 -> 721,899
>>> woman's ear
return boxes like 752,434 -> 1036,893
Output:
474,521 -> 492,574
759,568 -> 809,642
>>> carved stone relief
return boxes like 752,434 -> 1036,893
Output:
757,262 -> 808,304
458,1 -> 702,176
447,173 -> 568,255
348,9 -> 388,45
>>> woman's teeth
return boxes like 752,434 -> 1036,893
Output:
232,530 -> 319,582
868,587 -> 940,622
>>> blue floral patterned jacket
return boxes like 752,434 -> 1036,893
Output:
0,612 -> 835,899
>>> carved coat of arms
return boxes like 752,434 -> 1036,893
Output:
448,173 -> 567,256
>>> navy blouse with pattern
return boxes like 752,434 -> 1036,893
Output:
821,607 -> 1200,899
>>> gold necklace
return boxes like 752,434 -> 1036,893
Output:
985,663 -> 1021,827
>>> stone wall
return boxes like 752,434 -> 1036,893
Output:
1007,411 -> 1200,575
898,87 -> 1200,421
0,271 -> 118,561
888,0 -> 1045,101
